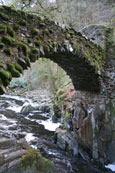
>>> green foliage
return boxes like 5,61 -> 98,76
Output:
18,42 -> 29,56
0,24 -> 7,34
7,24 -> 15,37
4,48 -> 13,56
0,12 -> 9,21
2,35 -> 12,45
31,28 -> 40,36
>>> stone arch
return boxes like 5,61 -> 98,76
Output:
0,6 -> 105,94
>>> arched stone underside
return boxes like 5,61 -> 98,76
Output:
0,6 -> 105,94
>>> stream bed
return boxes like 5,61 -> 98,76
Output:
0,94 -> 113,173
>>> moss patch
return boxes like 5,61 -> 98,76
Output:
7,24 -> 15,37
4,48 -> 13,56
18,42 -> 29,56
0,12 -> 9,21
2,35 -> 12,46
31,28 -> 40,36
0,24 -> 7,34
20,148 -> 55,173
7,63 -> 20,77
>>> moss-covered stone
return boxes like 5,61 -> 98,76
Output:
18,42 -> 29,56
20,148 -> 55,173
31,48 -> 40,55
0,12 -> 9,21
25,57 -> 31,67
35,40 -> 42,47
7,24 -> 15,37
4,48 -> 13,56
66,33 -> 71,40
2,35 -> 12,45
29,52 -> 37,62
44,45 -> 50,53
31,28 -> 40,36
19,20 -> 27,26
14,63 -> 23,73
0,24 -> 7,34
0,70 -> 12,80
13,23 -> 20,31
7,63 -> 20,77
0,43 -> 5,49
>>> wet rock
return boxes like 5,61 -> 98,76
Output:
20,105 -> 39,115
0,138 -> 56,173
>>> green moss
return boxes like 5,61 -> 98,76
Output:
31,48 -> 40,55
52,41 -> 57,47
18,42 -> 29,56
19,20 -> 27,26
66,33 -> 71,40
7,63 -> 20,77
71,41 -> 80,52
14,63 -> 23,73
35,40 -> 42,47
0,12 -> 9,21
43,29 -> 49,35
7,24 -> 15,37
0,70 -> 11,80
0,43 -> 5,49
20,148 -> 55,172
4,48 -> 13,56
44,45 -> 50,53
2,35 -> 12,45
25,57 -> 31,67
65,111 -> 71,119
29,52 -> 37,62
13,23 -> 20,31
0,24 -> 7,34
31,28 -> 40,36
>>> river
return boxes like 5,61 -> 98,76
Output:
0,93 -> 113,173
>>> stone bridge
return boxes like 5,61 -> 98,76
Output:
0,5 -> 110,94
0,5 -> 115,164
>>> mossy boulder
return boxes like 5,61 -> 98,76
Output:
13,23 -> 20,31
29,53 -> 37,62
18,148 -> 55,173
